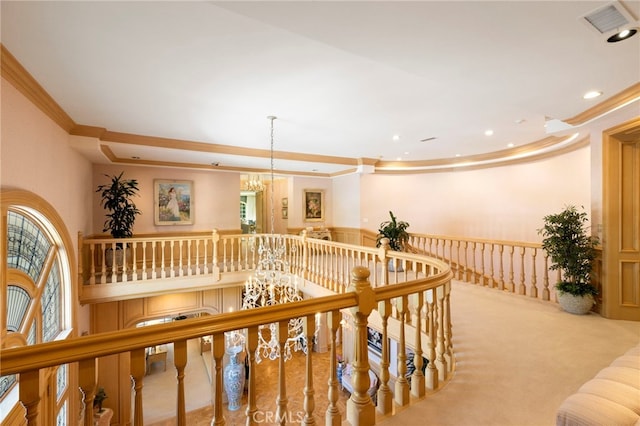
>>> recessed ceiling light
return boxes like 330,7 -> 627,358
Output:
396,157 -> 402,161
607,28 -> 638,43
583,90 -> 603,99
485,129 -> 494,136
455,154 -> 461,157
507,143 -> 514,148
404,151 -> 410,155
515,119 -> 526,124
392,135 -> 400,141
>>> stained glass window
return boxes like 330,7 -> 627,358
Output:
56,364 -> 67,400
42,259 -> 61,342
6,285 -> 29,332
7,211 -> 51,282
56,400 -> 67,426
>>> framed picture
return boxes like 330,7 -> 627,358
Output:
282,207 -> 288,219
154,180 -> 194,225
303,189 -> 324,222
282,197 -> 288,207
367,327 -> 383,356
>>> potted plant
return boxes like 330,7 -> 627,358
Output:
376,211 -> 410,251
96,172 -> 141,267
538,205 -> 599,314
93,387 -> 108,413
376,211 -> 410,272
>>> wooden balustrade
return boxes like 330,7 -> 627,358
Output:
3,238 -> 454,425
407,234 -> 554,301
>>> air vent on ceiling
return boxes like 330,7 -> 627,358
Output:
580,1 -> 637,35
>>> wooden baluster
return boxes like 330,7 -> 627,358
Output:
78,358 -> 97,426
131,241 -> 137,281
436,287 -> 448,381
204,235 -> 210,275
160,241 -> 167,278
471,242 -> 478,284
151,241 -> 157,279
181,239 -> 188,276
346,266 -> 376,426
212,333 -> 226,426
376,300 -> 393,414
444,289 -> 454,368
171,240 -> 176,277
425,292 -> 438,390
245,327 -> 258,426
394,295 -> 410,406
130,348 -> 146,426
411,292 -> 425,398
110,242 -> 117,283
19,370 -> 40,425
276,320 -> 289,426
463,241 -> 469,282
542,253 -> 550,301
455,240 -> 462,280
326,311 -> 341,425
141,241 -> 147,280
508,246 -> 515,292
498,244 -> 505,290
174,340 -> 188,426
480,242 -> 486,286
489,243 -> 495,287
196,238 -> 201,275
519,247 -> 526,295
211,230 -> 220,279
302,315 -> 317,425
530,248 -> 538,298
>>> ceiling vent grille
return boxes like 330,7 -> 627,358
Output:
580,1 -> 637,35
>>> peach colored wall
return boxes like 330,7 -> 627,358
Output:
332,173 -> 360,228
92,164 -> 241,235
356,147 -> 592,242
1,78 -> 94,334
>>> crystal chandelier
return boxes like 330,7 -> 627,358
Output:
243,175 -> 264,192
241,116 -> 307,362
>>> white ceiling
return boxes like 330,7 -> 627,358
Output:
2,1 -> 639,176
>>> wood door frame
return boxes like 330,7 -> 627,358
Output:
602,116 -> 640,320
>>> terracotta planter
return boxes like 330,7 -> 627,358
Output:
557,292 -> 594,315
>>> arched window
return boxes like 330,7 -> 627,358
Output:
1,191 -> 75,425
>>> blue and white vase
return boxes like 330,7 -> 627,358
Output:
223,347 -> 245,411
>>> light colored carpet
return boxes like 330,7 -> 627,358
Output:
378,281 -> 640,426
142,338 -> 211,424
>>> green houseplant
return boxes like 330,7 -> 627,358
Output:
376,211 -> 410,251
538,205 -> 599,314
96,172 -> 141,267
96,172 -> 141,239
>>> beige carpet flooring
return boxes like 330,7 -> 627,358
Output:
140,281 -> 640,425
378,281 -> 640,426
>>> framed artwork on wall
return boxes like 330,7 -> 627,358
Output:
303,189 -> 324,222
154,179 -> 194,225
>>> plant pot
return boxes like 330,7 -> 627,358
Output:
104,246 -> 131,270
557,292 -> 594,315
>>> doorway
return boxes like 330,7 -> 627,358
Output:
602,117 -> 640,320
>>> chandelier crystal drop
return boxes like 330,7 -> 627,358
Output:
243,175 -> 264,192
240,116 -> 307,363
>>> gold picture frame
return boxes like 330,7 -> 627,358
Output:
154,179 -> 194,225
303,189 -> 324,222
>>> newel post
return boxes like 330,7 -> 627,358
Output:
346,266 -> 376,426
212,229 -> 220,281
301,229 -> 310,281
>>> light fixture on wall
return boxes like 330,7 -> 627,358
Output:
241,116 -> 307,362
